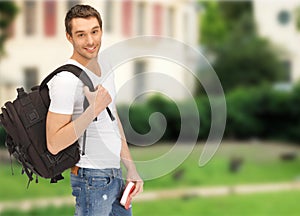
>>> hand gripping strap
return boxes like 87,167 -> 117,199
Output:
40,64 -> 115,121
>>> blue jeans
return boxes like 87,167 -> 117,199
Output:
70,168 -> 132,216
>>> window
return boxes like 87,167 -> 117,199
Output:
167,7 -> 175,37
137,2 -> 146,35
24,67 -> 38,91
44,1 -> 57,37
153,4 -> 162,35
66,0 -> 80,11
122,0 -> 132,36
104,0 -> 113,32
7,22 -> 15,38
278,10 -> 291,25
183,12 -> 188,42
24,1 -> 37,36
134,61 -> 146,100
295,7 -> 300,31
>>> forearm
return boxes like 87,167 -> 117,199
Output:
116,112 -> 143,196
121,141 -> 137,172
47,85 -> 112,155
47,106 -> 95,154
115,114 -> 136,171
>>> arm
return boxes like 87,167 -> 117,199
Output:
46,106 -> 93,155
116,112 -> 144,197
47,85 -> 111,155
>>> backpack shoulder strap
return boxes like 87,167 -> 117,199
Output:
40,64 -> 94,91
40,64 -> 115,122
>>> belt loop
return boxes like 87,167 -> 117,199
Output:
114,168 -> 119,178
80,167 -> 84,178
117,168 -> 121,178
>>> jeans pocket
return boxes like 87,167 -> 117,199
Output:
72,186 -> 81,197
71,187 -> 83,216
90,176 -> 112,189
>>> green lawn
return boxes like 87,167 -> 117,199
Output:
0,164 -> 72,201
137,141 -> 300,190
134,190 -> 300,216
2,190 -> 300,216
1,141 -> 300,201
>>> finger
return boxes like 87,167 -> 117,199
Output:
83,86 -> 98,105
84,86 -> 98,97
99,87 -> 108,95
95,84 -> 103,91
83,86 -> 90,95
130,188 -> 138,197
131,182 -> 143,197
131,186 -> 142,197
83,86 -> 92,102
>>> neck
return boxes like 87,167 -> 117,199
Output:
70,56 -> 101,76
86,60 -> 101,76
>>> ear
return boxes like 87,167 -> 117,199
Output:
66,32 -> 73,44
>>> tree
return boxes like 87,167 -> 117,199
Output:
199,1 -> 252,50
0,1 -> 18,56
198,1 -> 286,94
0,2 -> 18,148
218,1 -> 252,27
199,1 -> 227,49
213,13 -> 286,92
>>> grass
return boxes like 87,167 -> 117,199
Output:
134,190 -> 300,216
0,163 -> 72,201
2,190 -> 300,216
0,141 -> 300,201
135,141 -> 300,190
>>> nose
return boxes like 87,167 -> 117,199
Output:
86,34 -> 94,45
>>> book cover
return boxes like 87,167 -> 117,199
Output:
120,181 -> 136,210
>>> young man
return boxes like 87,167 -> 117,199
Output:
46,5 -> 143,216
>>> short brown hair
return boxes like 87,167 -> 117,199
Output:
65,4 -> 102,35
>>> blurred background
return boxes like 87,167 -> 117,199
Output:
1,0 -> 300,215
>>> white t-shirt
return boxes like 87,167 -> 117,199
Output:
47,59 -> 121,169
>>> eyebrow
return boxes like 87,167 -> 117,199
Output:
74,26 -> 100,34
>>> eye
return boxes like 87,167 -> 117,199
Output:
77,33 -> 85,37
92,30 -> 98,34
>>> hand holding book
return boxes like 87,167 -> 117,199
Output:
120,182 -> 136,210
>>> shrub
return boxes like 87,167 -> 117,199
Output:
225,84 -> 298,142
117,84 -> 300,144
117,94 -> 203,143
226,86 -> 268,139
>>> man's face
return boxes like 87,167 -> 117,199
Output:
67,17 -> 102,65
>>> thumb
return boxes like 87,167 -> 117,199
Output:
83,86 -> 90,95
83,86 -> 96,104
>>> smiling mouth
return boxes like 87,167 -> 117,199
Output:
85,47 -> 97,53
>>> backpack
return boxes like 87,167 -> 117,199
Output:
0,64 -> 104,186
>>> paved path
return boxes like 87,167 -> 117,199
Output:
1,181 -> 300,213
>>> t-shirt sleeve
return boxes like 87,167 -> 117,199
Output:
47,72 -> 80,115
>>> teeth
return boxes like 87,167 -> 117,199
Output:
86,47 -> 95,51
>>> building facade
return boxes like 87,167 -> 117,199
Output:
0,0 -> 199,105
253,0 -> 300,85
